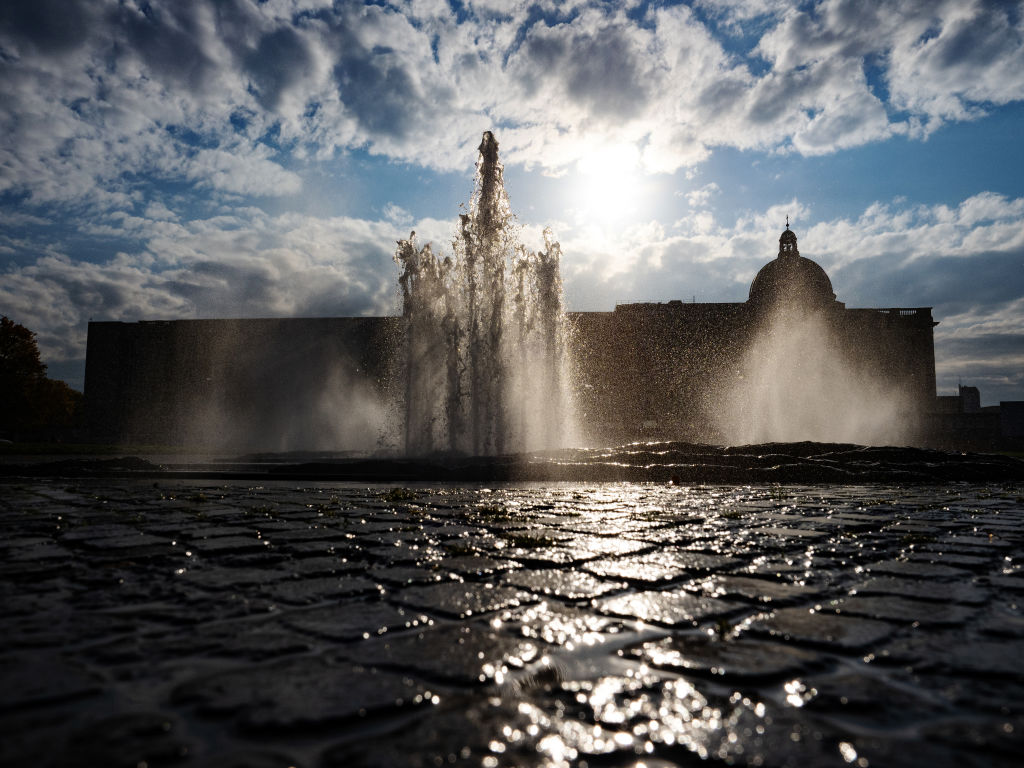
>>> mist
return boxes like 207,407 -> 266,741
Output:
717,309 -> 919,446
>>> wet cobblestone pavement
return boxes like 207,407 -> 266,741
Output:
1,480 -> 1022,767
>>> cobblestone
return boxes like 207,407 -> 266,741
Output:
0,479 -> 1022,767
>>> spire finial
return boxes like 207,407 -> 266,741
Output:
785,215 -> 789,229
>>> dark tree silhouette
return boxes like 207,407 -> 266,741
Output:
0,316 -> 82,438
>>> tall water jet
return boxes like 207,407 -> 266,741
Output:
395,132 -> 574,456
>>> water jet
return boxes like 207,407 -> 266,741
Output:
395,132 -> 575,456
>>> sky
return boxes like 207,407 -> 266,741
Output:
1,0 -> 1022,404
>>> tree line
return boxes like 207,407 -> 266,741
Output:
0,316 -> 83,441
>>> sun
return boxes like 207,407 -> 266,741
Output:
570,142 -> 644,226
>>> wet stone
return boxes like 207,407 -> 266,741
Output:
2,479 -> 1022,768
0,654 -> 103,710
172,655 -> 432,731
504,568 -> 625,600
441,554 -> 519,577
804,670 -> 947,726
494,545 -> 580,566
181,566 -> 289,589
281,555 -> 360,577
985,573 -> 1024,594
393,581 -> 528,618
594,589 -> 746,626
2,542 -> 71,562
627,633 -> 821,681
369,564 -> 448,586
867,559 -> 973,578
819,595 -> 977,626
495,599 -> 624,647
280,598 -> 431,641
880,635 -> 1024,678
920,716 -> 1024,766
907,550 -> 993,568
756,526 -> 828,539
974,599 -> 1024,639
191,535 -> 272,555
81,531 -> 174,550
336,622 -> 543,685
192,620 -> 316,661
58,711 -> 191,768
583,550 -> 732,583
853,575 -> 990,605
697,574 -> 823,604
319,693 -> 544,768
750,606 -> 894,650
560,534 -> 650,558
190,748 -> 306,768
260,574 -> 380,605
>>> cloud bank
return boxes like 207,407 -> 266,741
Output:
3,0 -> 1023,206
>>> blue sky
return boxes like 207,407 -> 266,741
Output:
1,0 -> 1023,404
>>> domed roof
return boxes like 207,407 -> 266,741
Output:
748,226 -> 836,308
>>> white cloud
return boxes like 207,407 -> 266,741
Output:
685,182 -> 721,208
2,0 -> 1022,211
185,147 -> 302,196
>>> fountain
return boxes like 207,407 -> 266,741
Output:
394,132 -> 574,456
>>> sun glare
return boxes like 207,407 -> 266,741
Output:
570,143 -> 644,226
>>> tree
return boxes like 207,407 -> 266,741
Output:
0,316 -> 82,438
0,315 -> 46,380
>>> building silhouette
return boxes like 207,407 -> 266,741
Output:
572,225 -> 937,444
84,226 -> 944,449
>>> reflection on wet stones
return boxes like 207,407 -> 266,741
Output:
854,575 -> 990,604
628,633 -> 820,681
336,622 -> 541,686
504,568 -> 625,599
1,480 -> 1022,767
867,558 -> 973,578
172,656 -> 433,730
280,599 -> 429,642
496,601 -> 621,647
751,606 -> 894,649
584,549 -> 741,583
698,574 -> 823,604
595,589 -> 745,626
820,594 -> 977,626
394,581 -> 528,619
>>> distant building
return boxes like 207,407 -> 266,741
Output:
571,226 -> 938,444
930,384 -> 1023,450
85,226 -> 950,450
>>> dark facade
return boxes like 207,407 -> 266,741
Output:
85,317 -> 398,449
570,227 -> 937,444
84,227 -> 940,449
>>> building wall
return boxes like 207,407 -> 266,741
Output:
85,318 -> 398,449
571,301 -> 937,444
85,300 -> 937,449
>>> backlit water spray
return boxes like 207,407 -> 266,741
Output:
719,307 -> 917,445
395,132 -> 575,455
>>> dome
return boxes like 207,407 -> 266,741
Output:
748,226 -> 836,308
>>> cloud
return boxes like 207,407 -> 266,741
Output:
2,0 -> 1020,211
757,0 -> 1024,134
185,146 -> 302,196
0,208 -> 406,367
